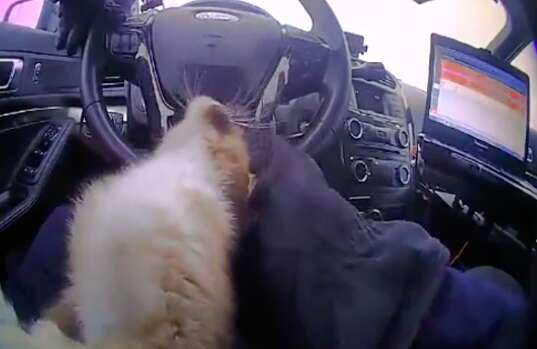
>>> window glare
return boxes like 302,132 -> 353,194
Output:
513,42 -> 537,129
0,0 -> 44,29
331,0 -> 506,89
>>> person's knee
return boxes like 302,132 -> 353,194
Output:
465,266 -> 524,297
465,266 -> 528,349
416,266 -> 528,349
4,205 -> 73,322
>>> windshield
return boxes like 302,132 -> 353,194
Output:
161,0 -> 507,90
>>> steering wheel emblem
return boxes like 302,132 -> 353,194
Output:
195,11 -> 240,22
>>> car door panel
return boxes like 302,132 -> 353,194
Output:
0,22 -> 83,112
0,53 -> 81,93
0,22 -> 65,56
0,22 -> 125,114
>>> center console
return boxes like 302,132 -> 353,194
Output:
336,62 -> 414,219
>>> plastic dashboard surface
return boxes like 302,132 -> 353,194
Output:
420,136 -> 537,201
420,136 -> 537,254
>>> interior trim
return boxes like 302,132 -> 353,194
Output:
0,58 -> 23,91
0,106 -> 61,119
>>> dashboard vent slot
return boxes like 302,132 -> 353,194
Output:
351,62 -> 397,90
102,75 -> 124,88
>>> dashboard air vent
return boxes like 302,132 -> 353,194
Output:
102,75 -> 124,88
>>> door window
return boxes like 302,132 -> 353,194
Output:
1,0 -> 45,29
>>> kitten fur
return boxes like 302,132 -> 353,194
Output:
43,96 -> 251,349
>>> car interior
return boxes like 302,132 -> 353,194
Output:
0,0 -> 536,345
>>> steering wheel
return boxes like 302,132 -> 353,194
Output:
81,0 -> 351,166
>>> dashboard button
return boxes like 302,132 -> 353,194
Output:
18,166 -> 39,184
28,149 -> 46,167
38,139 -> 52,151
43,128 -> 59,141
32,149 -> 47,158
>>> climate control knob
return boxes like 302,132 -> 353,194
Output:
397,164 -> 411,185
397,129 -> 410,148
346,118 -> 363,140
351,160 -> 370,183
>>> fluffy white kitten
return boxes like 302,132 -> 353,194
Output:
45,96 -> 251,349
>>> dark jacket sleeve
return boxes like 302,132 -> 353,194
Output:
234,135 -> 450,349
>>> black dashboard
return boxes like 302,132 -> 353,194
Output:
275,60 -> 415,220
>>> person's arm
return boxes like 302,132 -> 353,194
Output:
234,134 -> 450,349
52,0 -> 134,55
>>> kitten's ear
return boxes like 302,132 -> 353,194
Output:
204,104 -> 232,135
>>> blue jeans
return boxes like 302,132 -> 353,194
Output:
415,266 -> 527,349
4,206 -> 72,323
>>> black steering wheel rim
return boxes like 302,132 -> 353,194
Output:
81,21 -> 138,164
81,0 -> 351,166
